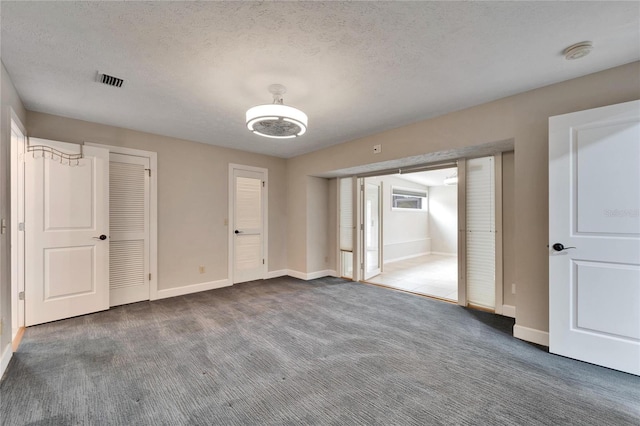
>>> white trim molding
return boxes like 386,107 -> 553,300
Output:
266,269 -> 288,279
287,270 -> 337,280
501,304 -> 516,318
513,324 -> 549,347
430,252 -> 457,257
383,251 -> 431,264
0,344 -> 12,379
156,279 -> 231,300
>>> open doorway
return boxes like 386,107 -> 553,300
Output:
363,168 -> 458,301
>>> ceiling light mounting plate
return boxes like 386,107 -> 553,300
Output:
268,84 -> 287,103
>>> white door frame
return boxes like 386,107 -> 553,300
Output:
9,109 -> 26,336
361,178 -> 383,280
86,143 -> 159,300
457,158 -> 467,307
343,157 -> 506,313
494,153 -> 504,314
228,163 -> 268,283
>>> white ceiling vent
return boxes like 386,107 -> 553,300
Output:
97,72 -> 124,88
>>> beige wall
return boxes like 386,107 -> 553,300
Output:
27,111 -> 288,291
2,60 -> 639,348
1,62 -> 28,355
287,61 -> 640,335
502,151 -> 516,307
327,178 -> 337,273
305,176 -> 332,274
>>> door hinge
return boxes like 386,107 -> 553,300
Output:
145,168 -> 151,177
148,273 -> 152,280
262,259 -> 265,265
18,222 -> 25,231
262,181 -> 265,187
360,224 -> 364,231
18,291 -> 24,301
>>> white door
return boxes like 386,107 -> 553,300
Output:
549,100 -> 640,375
363,181 -> 382,280
109,153 -> 150,306
25,139 -> 109,326
231,167 -> 266,284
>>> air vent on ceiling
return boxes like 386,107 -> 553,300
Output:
97,72 -> 124,88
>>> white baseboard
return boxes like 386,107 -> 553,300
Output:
384,252 -> 431,264
155,270 -> 337,299
286,270 -> 307,280
0,343 -> 12,379
430,251 -> 457,257
501,304 -> 516,318
266,269 -> 288,279
513,324 -> 549,347
155,278 -> 231,300
286,269 -> 337,280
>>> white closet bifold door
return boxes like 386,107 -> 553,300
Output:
466,156 -> 496,309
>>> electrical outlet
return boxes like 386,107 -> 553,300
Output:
373,144 -> 382,154
512,283 -> 516,295
199,266 -> 205,274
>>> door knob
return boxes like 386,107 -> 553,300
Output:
93,234 -> 108,240
552,243 -> 575,252
235,230 -> 242,234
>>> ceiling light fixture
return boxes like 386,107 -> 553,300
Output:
563,41 -> 593,60
246,84 -> 308,139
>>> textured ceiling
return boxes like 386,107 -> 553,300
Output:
1,2 -> 639,158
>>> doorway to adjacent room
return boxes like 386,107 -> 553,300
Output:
363,168 -> 459,301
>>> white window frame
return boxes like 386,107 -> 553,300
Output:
390,186 -> 428,211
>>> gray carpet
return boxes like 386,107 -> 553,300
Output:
1,276 -> 639,425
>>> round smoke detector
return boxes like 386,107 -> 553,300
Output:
246,84 -> 308,139
563,41 -> 593,60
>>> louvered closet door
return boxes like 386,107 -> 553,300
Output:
109,153 -> 150,306
466,156 -> 496,309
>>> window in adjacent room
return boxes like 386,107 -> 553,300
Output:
391,187 -> 428,211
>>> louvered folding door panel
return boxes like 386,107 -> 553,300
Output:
339,178 -> 355,278
109,153 -> 150,306
466,157 -> 496,309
